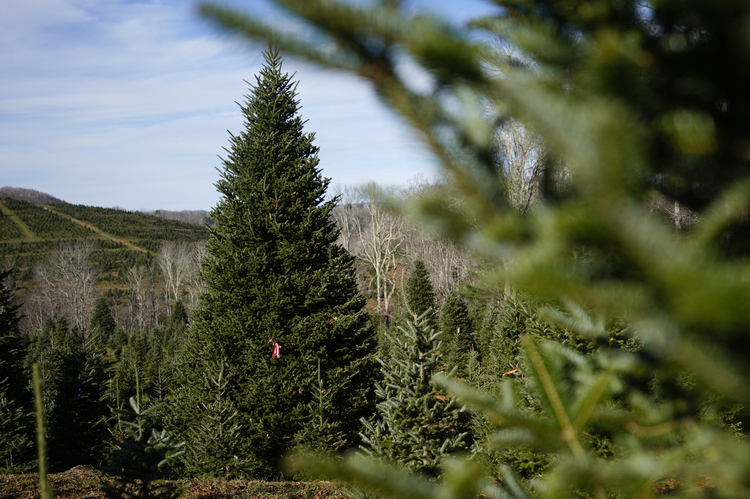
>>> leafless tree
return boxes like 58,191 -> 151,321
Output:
33,239 -> 98,333
495,119 -> 545,215
352,185 -> 407,324
185,242 -> 207,312
157,241 -> 192,315
331,185 -> 366,252
126,264 -> 148,331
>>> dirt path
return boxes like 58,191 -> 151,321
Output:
0,200 -> 37,240
42,205 -> 148,252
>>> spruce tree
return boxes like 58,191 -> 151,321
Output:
171,48 -> 376,478
48,330 -> 111,470
90,296 -> 117,347
0,269 -> 33,472
403,259 -> 435,319
439,292 -> 475,378
359,313 -> 470,477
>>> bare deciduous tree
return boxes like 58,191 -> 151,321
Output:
331,185 -> 365,253
33,239 -> 98,333
185,242 -> 207,313
157,241 -> 192,315
353,186 -> 406,324
496,119 -> 545,215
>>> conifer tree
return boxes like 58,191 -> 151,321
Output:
439,292 -> 475,378
359,313 -> 470,477
0,270 -> 33,472
48,330 -> 112,470
171,48 -> 376,477
102,397 -> 187,499
403,259 -> 435,319
90,296 -> 117,347
197,1 -> 750,498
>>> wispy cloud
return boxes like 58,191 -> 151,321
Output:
0,0 -> 493,210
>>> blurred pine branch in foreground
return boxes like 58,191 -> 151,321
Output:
198,0 -> 750,497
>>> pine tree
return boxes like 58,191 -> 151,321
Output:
0,269 -> 33,472
171,48 -> 376,478
102,397 -> 187,499
48,330 -> 112,470
359,313 -> 470,477
90,296 -> 117,347
439,292 -> 475,378
403,259 -> 435,319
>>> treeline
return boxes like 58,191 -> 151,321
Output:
51,204 -> 210,242
0,187 -> 65,205
150,209 -> 213,226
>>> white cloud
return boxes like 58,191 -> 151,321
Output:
1,0 -> 500,210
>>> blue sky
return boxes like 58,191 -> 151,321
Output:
1,0 -> 498,211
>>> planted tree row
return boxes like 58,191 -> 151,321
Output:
51,204 -> 210,242
2,199 -> 94,239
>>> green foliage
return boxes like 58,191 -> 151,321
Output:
360,313 -> 470,478
0,269 -> 33,472
202,0 -> 750,497
172,48 -> 376,478
0,362 -> 33,473
293,359 -> 352,468
0,202 -> 24,241
48,330 -> 112,470
51,204 -> 209,243
90,297 -> 117,347
403,259 -> 435,319
439,292 -> 475,379
102,397 -> 187,499
174,358 -> 248,479
3,198 -> 93,239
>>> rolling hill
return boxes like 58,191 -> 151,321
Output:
0,195 -> 210,284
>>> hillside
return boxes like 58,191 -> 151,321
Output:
0,198 -> 210,284
0,186 -> 65,204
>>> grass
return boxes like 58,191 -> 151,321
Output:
0,467 -> 349,499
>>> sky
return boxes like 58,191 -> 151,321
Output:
1,0 -> 498,211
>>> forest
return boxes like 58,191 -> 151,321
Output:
4,0 -> 750,498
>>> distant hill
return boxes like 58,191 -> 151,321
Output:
151,209 -> 212,225
0,186 -> 65,204
0,187 -> 211,225
0,198 -> 210,283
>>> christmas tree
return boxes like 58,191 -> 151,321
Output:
171,47 -> 376,477
403,259 -> 435,319
359,313 -> 470,477
439,292 -> 475,378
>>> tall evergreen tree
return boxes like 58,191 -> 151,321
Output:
48,331 -> 111,470
0,269 -> 33,472
171,48 -> 376,478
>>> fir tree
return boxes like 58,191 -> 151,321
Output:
439,292 -> 475,378
48,330 -> 112,470
403,259 -> 435,319
168,301 -> 188,332
359,313 -> 470,477
102,397 -> 187,499
171,48 -> 376,477
177,358 -> 247,478
90,296 -> 117,347
0,269 -> 33,472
